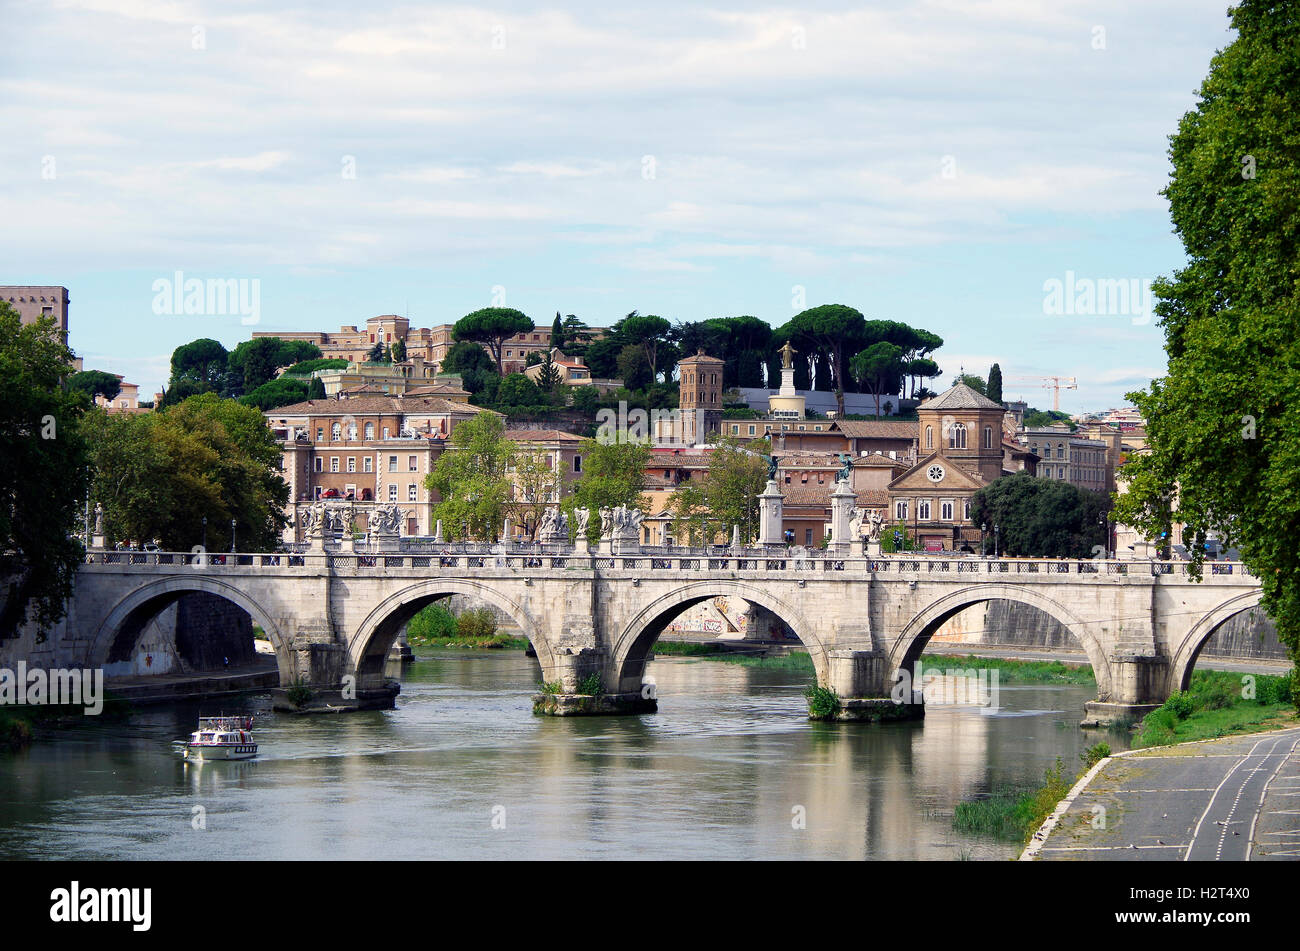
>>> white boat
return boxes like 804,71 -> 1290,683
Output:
184,715 -> 258,761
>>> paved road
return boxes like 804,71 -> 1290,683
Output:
1030,726 -> 1300,861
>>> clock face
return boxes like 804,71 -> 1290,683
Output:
926,464 -> 946,483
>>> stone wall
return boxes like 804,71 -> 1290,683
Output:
931,600 -> 1288,661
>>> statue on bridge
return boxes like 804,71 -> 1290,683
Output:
93,502 -> 104,536
836,452 -> 853,484
574,508 -> 591,538
865,508 -> 884,542
370,503 -> 405,536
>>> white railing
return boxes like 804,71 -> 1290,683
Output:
80,547 -> 1256,581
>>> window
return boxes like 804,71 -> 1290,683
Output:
331,422 -> 341,440
917,500 -> 931,520
314,486 -> 322,499
382,427 -> 390,439
408,456 -> 418,472
948,423 -> 967,449
364,457 -> 373,473
805,529 -> 813,546
364,422 -> 374,439
388,484 -> 397,501
408,484 -> 418,501
316,427 -> 323,441
984,426 -> 993,449
314,457 -> 323,472
963,499 -> 971,521
330,457 -> 339,472
1057,444 -> 1065,459
347,457 -> 356,473
1031,443 -> 1038,455
388,456 -> 398,472
940,500 -> 954,521
925,426 -> 933,450
731,425 -> 739,434
1058,466 -> 1066,479
573,455 -> 581,473
896,500 -> 908,520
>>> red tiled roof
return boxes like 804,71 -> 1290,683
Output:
835,420 -> 919,439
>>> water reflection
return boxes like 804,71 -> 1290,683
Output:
0,650 -> 1109,860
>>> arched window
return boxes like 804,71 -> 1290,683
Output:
948,422 -> 967,449
1057,443 -> 1065,459
925,426 -> 933,450
984,426 -> 993,449
331,422 -> 341,441
364,422 -> 374,439
895,500 -> 908,519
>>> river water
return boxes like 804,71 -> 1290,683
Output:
0,650 -> 1118,860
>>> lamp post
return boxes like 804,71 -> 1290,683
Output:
230,518 -> 237,554
981,522 -> 987,558
993,523 -> 1000,558
201,516 -> 207,551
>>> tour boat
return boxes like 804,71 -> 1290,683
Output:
184,715 -> 258,761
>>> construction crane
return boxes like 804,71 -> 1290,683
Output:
1010,375 -> 1077,412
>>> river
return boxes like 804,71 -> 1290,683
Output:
0,649 -> 1120,860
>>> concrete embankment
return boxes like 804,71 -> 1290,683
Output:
105,657 -> 279,705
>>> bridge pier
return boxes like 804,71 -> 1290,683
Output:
1081,653 -> 1167,727
823,650 -> 924,722
532,647 -> 657,717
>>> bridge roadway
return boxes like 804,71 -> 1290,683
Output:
50,545 -> 1263,721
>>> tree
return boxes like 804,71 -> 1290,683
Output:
68,370 -> 122,404
0,308 -> 91,639
1111,0 -> 1300,690
570,385 -> 600,415
452,308 -> 534,374
307,377 -> 326,400
425,412 -> 516,540
170,338 -> 230,394
850,342 -> 904,419
391,339 -> 407,363
228,337 -> 321,394
535,352 -> 563,394
564,438 -> 651,541
560,314 -> 593,355
239,378 -> 310,410
952,372 -> 987,395
81,392 -> 289,552
987,363 -> 1004,404
550,312 -> 566,352
776,304 -> 867,416
669,436 -> 769,545
616,343 -> 653,391
366,341 -> 388,364
970,473 -> 1109,557
618,312 -> 673,382
508,446 -> 568,539
495,373 -> 541,409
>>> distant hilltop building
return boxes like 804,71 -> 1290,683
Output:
254,314 -> 610,375
2,285 -> 69,338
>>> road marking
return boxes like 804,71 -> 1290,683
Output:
1246,736 -> 1300,861
1186,733 -> 1294,861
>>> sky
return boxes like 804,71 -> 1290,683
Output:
1,0 -> 1238,412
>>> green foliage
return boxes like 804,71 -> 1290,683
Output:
669,435 -> 768,545
569,385 -> 600,415
1163,690 -> 1195,720
169,338 -> 230,395
550,312 -> 565,352
286,679 -> 314,708
1081,742 -> 1111,768
405,603 -> 457,641
987,364 -> 1003,404
881,520 -> 914,553
540,680 -> 565,695
577,672 -> 603,696
453,307 -> 534,373
391,339 -> 406,363
564,437 -> 650,540
425,411 -> 516,540
804,684 -> 842,719
238,377 -> 309,410
0,307 -> 91,639
81,393 -> 289,551
366,342 -> 388,364
0,713 -> 33,752
1022,408 -> 1074,429
1110,2 -> 1300,686
849,341 -> 904,419
307,377 -> 326,400
969,473 -> 1110,557
68,370 -> 122,403
226,337 -> 321,395
285,358 -> 349,375
1135,669 -> 1296,748
534,352 -> 563,393
494,372 -> 541,408
955,757 -> 1072,842
455,607 -> 498,639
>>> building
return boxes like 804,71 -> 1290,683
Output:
1019,427 -> 1113,493
265,394 -> 497,542
886,382 -> 1009,551
503,429 -> 587,540
677,350 -> 725,446
2,286 -> 69,337
95,376 -> 149,415
298,354 -> 470,399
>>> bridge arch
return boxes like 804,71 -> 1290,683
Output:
349,579 -> 555,685
88,576 -> 292,684
889,584 -> 1113,700
610,581 -> 828,695
1169,590 -> 1265,693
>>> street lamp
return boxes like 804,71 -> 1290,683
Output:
981,522 -> 987,557
993,523 -> 1000,558
230,518 -> 237,554
201,516 -> 208,550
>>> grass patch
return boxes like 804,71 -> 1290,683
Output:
1134,668 -> 1295,748
805,684 -> 842,719
920,653 -> 1095,685
405,603 -> 527,650
414,634 -> 529,650
953,757 -> 1075,843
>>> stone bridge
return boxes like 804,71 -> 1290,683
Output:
61,547 -> 1266,723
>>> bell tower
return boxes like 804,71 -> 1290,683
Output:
677,349 -> 724,446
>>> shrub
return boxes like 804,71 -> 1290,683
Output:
455,607 -> 497,640
1080,742 -> 1110,768
1163,691 -> 1194,720
406,603 -> 457,641
539,680 -> 565,695
286,680 -> 314,708
805,684 -> 842,719
578,672 -> 603,696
